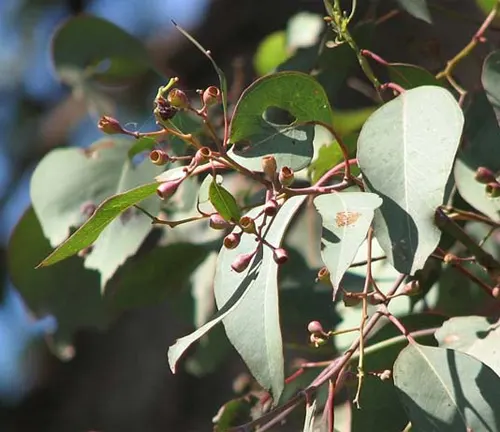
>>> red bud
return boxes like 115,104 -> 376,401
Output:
231,252 -> 254,273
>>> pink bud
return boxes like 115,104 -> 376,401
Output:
98,116 -> 125,134
223,232 -> 241,249
273,248 -> 288,265
264,199 -> 279,217
307,320 -> 324,335
261,155 -> 277,180
203,86 -> 222,106
475,167 -> 496,184
231,252 -> 254,273
156,179 -> 181,200
210,213 -> 231,230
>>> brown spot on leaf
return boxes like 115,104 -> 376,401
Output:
335,211 -> 360,227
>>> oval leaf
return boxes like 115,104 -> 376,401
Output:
482,50 -> 500,116
396,0 -> 432,23
357,86 -> 464,274
228,71 -> 332,171
209,179 -> 241,222
314,192 -> 382,298
388,63 -> 443,89
394,343 -> 500,431
214,196 -> 307,401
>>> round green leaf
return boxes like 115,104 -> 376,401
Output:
31,138 -> 163,287
358,86 -> 464,274
388,63 -> 443,89
52,16 -> 151,82
228,72 -> 333,171
394,344 -> 500,431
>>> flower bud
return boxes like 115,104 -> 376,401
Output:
192,147 -> 212,166
261,155 -> 277,180
210,213 -> 231,230
343,292 -> 361,307
273,247 -> 289,265
239,216 -> 256,234
403,280 -> 421,296
264,199 -> 279,217
317,266 -> 331,284
492,286 -> 500,298
231,252 -> 254,273
475,167 -> 496,184
167,88 -> 190,109
223,232 -> 241,249
156,179 -> 181,200
98,116 -> 125,135
203,86 -> 222,106
149,149 -> 170,166
279,166 -> 294,187
307,320 -> 325,335
486,182 -> 500,198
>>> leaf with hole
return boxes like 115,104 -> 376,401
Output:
214,195 -> 307,400
228,71 -> 332,171
394,343 -> 500,431
209,178 -> 241,222
357,86 -> 463,274
314,192 -> 382,298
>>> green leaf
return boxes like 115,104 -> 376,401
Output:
214,196 -> 307,401
388,63 -> 443,89
228,71 -> 332,171
331,107 -> 377,136
7,208 -> 107,357
52,16 -> 151,82
31,138 -> 163,286
394,344 -> 500,431
482,50 -> 500,115
454,92 -> 500,221
128,137 -> 157,160
314,192 -> 382,298
309,134 -> 358,183
435,316 -> 500,377
254,31 -> 289,76
209,178 -> 242,222
213,395 -> 259,431
396,0 -> 432,23
358,86 -> 464,274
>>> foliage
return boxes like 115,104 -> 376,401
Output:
7,0 -> 500,430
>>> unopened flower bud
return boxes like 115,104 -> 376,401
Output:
156,179 -> 181,200
231,252 -> 254,273
307,320 -> 325,335
279,166 -> 294,187
261,155 -> 277,180
486,182 -> 500,198
475,167 -> 496,184
167,88 -> 190,109
492,286 -> 500,298
224,232 -> 241,249
203,86 -> 222,106
273,247 -> 289,265
239,216 -> 256,234
149,149 -> 170,166
403,280 -> 421,296
264,199 -> 279,217
98,116 -> 125,134
343,292 -> 361,307
210,213 -> 231,230
317,266 -> 331,284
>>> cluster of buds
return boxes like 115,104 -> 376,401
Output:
475,167 -> 500,197
307,320 -> 329,347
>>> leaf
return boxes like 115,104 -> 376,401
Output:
388,63 -> 443,89
7,208 -> 107,357
213,395 -> 259,431
314,192 -> 382,298
228,72 -> 332,171
128,137 -> 157,160
254,31 -> 289,76
395,0 -> 432,23
209,178 -> 241,222
454,92 -> 500,221
357,86 -> 464,274
31,138 -> 163,286
482,50 -> 500,117
52,16 -> 151,82
435,316 -> 500,377
309,134 -> 358,183
214,196 -> 307,401
394,344 -> 500,431
331,107 -> 377,136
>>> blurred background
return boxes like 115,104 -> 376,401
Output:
0,0 -> 495,430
